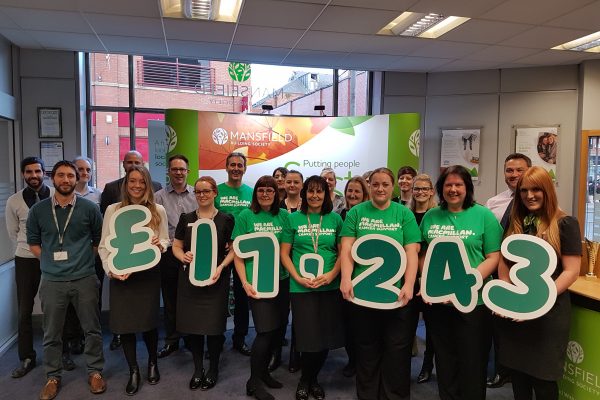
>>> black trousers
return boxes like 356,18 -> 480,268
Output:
232,266 -> 249,343
428,304 -> 491,400
15,256 -> 41,361
511,370 -> 558,400
352,301 -> 417,400
160,247 -> 181,345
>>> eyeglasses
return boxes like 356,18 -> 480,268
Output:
413,187 -> 432,192
194,189 -> 214,196
170,168 -> 189,173
256,188 -> 276,195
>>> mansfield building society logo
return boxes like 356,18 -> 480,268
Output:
212,127 -> 293,147
566,341 -> 584,364
212,128 -> 228,145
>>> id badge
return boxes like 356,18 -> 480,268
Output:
54,251 -> 68,261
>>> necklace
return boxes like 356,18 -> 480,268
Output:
286,197 -> 301,212
306,213 -> 323,253
196,208 -> 218,220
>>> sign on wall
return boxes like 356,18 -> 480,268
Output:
440,128 -> 480,180
516,125 -> 559,181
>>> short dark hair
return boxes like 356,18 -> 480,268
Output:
272,167 -> 288,177
169,154 -> 189,167
51,160 -> 79,181
226,152 -> 247,168
397,165 -> 417,179
21,156 -> 45,173
504,153 -> 532,168
436,165 -> 475,210
250,175 -> 280,215
300,175 -> 333,215
286,170 -> 304,181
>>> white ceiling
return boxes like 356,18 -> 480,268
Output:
0,0 -> 599,72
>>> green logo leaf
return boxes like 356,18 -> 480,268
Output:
228,62 -> 251,82
408,129 -> 420,157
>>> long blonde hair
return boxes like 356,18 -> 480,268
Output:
410,174 -> 437,212
120,165 -> 161,232
506,166 -> 565,255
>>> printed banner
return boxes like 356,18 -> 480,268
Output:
440,128 -> 480,180
515,126 -> 559,181
163,110 -> 420,194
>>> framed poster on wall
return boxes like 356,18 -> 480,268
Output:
515,125 -> 559,181
440,128 -> 481,180
40,141 -> 64,170
38,107 -> 62,138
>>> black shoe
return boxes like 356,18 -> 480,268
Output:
487,373 -> 511,388
147,361 -> 160,385
296,381 -> 309,400
70,338 -> 84,355
157,343 -> 179,359
262,373 -> 283,389
233,341 -> 252,356
289,350 -> 301,373
247,380 -> 275,400
126,366 -> 140,396
200,370 -> 218,390
268,349 -> 282,372
110,334 -> 121,351
62,353 -> 76,371
342,362 -> 356,378
11,358 -> 36,378
417,368 -> 432,384
309,382 -> 325,400
189,370 -> 204,391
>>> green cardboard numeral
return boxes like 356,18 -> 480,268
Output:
189,218 -> 218,287
233,232 -> 279,298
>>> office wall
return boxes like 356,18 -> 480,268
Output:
382,65 -> 579,215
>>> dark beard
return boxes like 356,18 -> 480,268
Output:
55,184 -> 75,196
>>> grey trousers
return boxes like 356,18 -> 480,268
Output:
39,275 -> 104,378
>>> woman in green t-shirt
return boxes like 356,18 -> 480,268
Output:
420,165 -> 502,400
339,167 -> 421,400
281,175 -> 344,400
232,175 -> 290,400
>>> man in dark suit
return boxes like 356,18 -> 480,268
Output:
99,150 -> 162,214
99,150 -> 162,351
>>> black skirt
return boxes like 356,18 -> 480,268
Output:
176,265 -> 230,335
250,277 -> 290,333
109,266 -> 161,334
496,292 -> 571,381
291,290 -> 345,352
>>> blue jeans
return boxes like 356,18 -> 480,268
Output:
39,275 -> 104,378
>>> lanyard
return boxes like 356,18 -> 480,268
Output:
52,204 -> 75,249
306,214 -> 323,254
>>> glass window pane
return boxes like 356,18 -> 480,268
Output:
337,70 -> 369,116
91,111 -> 131,190
0,119 -> 15,264
89,53 -> 129,107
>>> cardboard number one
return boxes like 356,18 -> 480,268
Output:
483,234 -> 558,320
233,232 -> 280,298
189,218 -> 218,287
106,205 -> 161,275
421,236 -> 483,313
350,234 -> 407,310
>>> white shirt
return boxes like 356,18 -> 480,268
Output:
485,189 -> 513,222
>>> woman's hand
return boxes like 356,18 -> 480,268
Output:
151,235 -> 164,252
212,264 -> 225,281
340,277 -> 354,301
294,275 -> 315,289
181,251 -> 194,264
108,271 -> 130,281
313,271 -> 334,288
397,284 -> 414,307
242,281 -> 259,299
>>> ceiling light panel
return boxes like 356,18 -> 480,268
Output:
378,11 -> 469,39
553,31 -> 600,53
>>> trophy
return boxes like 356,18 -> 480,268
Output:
585,239 -> 599,278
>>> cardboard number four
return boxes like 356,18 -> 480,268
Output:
233,232 -> 280,298
105,205 -> 161,275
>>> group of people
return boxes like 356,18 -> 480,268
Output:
6,149 -> 580,400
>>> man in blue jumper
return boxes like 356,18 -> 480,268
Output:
27,160 -> 105,400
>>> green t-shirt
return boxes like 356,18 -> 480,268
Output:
420,204 -> 503,304
281,211 -> 343,293
215,183 -> 253,219
340,201 -> 421,287
232,208 -> 290,282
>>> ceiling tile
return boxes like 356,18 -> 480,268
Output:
513,49 -> 594,65
233,25 -> 303,48
77,0 -> 161,18
100,35 -> 167,56
0,0 -> 77,11
239,0 -> 324,29
0,7 -> 91,33
0,28 -> 41,48
163,19 -> 235,43
330,0 -> 415,11
481,0 -> 596,24
84,14 -> 164,38
283,49 -> 350,67
0,10 -> 19,29
499,26 -> 594,49
167,39 -> 230,60
296,31 -> 364,52
464,45 -> 542,62
28,31 -> 105,51
547,1 -> 600,30
228,45 -> 288,64
352,35 -> 425,56
311,6 -> 400,34
408,0 -> 505,18
342,53 -> 403,70
440,19 -> 534,45
386,56 -> 453,71
434,59 -> 501,72
409,40 -> 487,58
